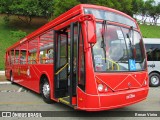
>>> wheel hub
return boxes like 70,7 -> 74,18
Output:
42,83 -> 50,98
151,76 -> 159,85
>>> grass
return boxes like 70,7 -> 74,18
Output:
139,24 -> 160,38
0,14 -> 47,70
0,14 -> 160,70
0,16 -> 17,70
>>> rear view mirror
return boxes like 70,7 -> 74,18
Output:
79,14 -> 97,44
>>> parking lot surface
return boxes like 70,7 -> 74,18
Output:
0,80 -> 160,119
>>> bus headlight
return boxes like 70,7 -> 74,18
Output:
98,84 -> 103,92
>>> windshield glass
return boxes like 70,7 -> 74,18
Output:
84,8 -> 137,28
92,23 -> 146,72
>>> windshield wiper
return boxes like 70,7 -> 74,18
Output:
101,20 -> 107,63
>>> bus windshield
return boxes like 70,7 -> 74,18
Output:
84,8 -> 137,28
92,23 -> 146,72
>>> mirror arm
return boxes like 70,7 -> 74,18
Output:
79,14 -> 95,22
79,14 -> 97,44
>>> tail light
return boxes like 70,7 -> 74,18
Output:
143,80 -> 148,86
143,75 -> 149,86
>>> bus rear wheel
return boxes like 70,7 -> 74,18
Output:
10,72 -> 14,84
149,73 -> 160,87
40,77 -> 53,104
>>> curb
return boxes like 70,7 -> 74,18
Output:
0,81 -> 11,84
0,71 -> 5,75
0,71 -> 7,84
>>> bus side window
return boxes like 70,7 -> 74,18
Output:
47,49 -> 54,63
28,37 -> 39,64
11,50 -> 14,64
39,30 -> 54,64
15,49 -> 19,64
145,44 -> 153,61
156,52 -> 160,61
40,50 -> 48,64
20,51 -> 26,64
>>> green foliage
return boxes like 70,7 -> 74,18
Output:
0,0 -> 54,23
0,0 -> 12,14
0,15 -> 34,70
132,0 -> 144,14
139,0 -> 160,25
53,0 -> 80,18
10,30 -> 27,39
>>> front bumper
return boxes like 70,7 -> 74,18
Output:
77,87 -> 149,111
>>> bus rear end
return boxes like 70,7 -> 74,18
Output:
76,6 -> 149,111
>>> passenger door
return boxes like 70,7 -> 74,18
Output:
54,23 -> 79,103
54,31 -> 69,98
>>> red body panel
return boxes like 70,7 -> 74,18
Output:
95,72 -> 148,91
6,64 -> 53,93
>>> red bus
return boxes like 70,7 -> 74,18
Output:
5,4 -> 149,111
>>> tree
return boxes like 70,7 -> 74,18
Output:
139,0 -> 160,25
0,0 -> 54,24
138,0 -> 155,24
0,0 -> 13,14
154,2 -> 160,25
53,0 -> 80,18
132,0 -> 144,15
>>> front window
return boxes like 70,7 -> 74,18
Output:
92,23 -> 146,72
84,8 -> 137,28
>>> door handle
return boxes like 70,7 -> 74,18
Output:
55,63 -> 68,75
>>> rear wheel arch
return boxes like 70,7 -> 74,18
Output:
149,71 -> 160,76
39,74 -> 52,91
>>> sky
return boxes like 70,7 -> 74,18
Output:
144,0 -> 160,4
154,0 -> 160,2
154,0 -> 160,4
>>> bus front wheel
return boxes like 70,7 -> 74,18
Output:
40,77 -> 53,104
149,73 -> 160,87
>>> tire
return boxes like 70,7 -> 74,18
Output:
40,77 -> 53,104
149,73 -> 160,87
10,72 -> 14,84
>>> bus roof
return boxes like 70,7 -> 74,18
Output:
143,38 -> 160,44
6,4 -> 137,51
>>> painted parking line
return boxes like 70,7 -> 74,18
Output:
0,87 -> 28,93
0,102 -> 43,105
0,82 -> 11,85
17,87 -> 23,92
